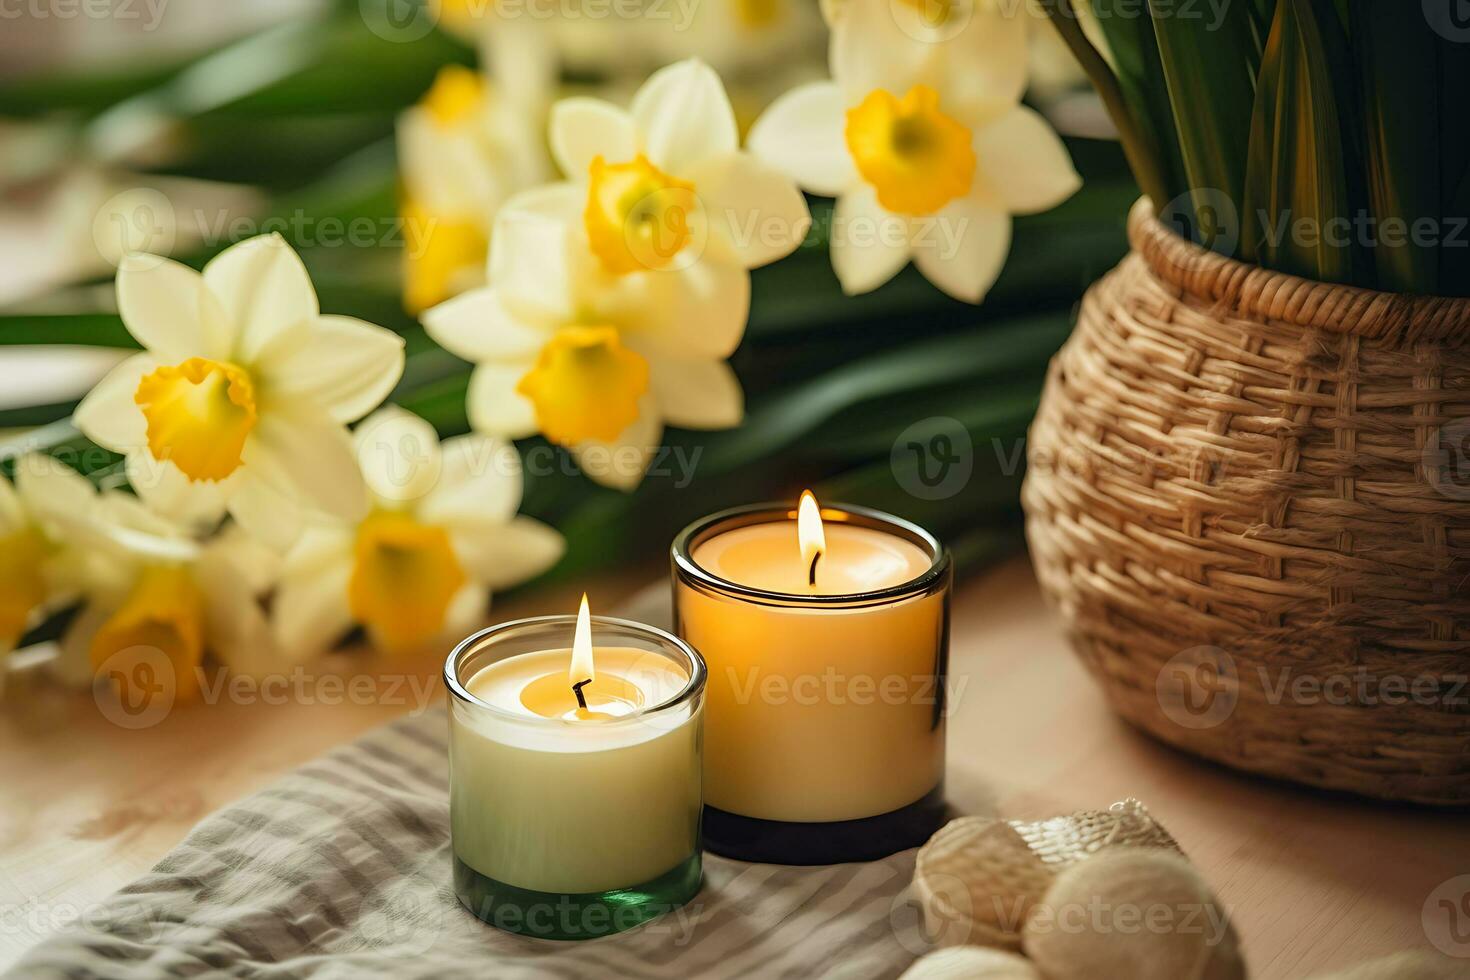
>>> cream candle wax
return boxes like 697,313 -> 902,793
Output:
445,598 -> 707,939
672,494 -> 951,865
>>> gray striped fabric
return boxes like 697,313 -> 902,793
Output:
5,705 -> 927,979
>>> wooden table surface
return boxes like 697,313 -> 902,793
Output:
2,555 -> 1465,978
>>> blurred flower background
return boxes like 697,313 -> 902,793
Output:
0,0 -> 1139,704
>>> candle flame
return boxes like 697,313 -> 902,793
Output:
571,593 -> 595,684
798,489 -> 826,586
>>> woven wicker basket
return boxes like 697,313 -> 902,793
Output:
1023,199 -> 1470,805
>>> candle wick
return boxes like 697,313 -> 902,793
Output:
572,678 -> 592,710
808,551 -> 821,587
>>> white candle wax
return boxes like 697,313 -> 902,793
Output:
675,501 -> 948,824
449,644 -> 701,895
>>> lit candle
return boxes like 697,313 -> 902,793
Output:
444,598 -> 707,939
672,494 -> 952,865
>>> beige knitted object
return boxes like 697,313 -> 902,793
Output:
1023,199 -> 1470,805
912,799 -> 1181,951
1022,850 -> 1246,980
900,947 -> 1043,979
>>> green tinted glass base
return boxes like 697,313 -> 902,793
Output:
453,853 -> 703,940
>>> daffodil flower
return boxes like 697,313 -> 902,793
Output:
651,0 -> 825,78
750,0 -> 1081,302
272,407 -> 564,660
423,191 -> 748,490
50,488 -> 283,709
0,455 -> 101,695
398,63 -> 548,314
543,57 -> 810,279
73,234 -> 406,550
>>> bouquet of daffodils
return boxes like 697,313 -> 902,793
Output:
0,0 -> 1136,705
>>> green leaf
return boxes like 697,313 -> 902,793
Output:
1036,0 -> 1172,207
700,312 -> 1072,473
1349,0 -> 1440,293
0,313 -> 133,348
1088,0 -> 1188,200
1147,0 -> 1269,249
1241,0 -> 1361,283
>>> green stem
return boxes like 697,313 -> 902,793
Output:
1036,0 -> 1171,207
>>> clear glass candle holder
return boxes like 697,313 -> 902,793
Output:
672,502 -> 951,865
445,616 -> 706,940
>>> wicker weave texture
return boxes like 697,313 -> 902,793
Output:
1022,200 -> 1470,805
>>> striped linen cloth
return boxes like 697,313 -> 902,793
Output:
5,706 -> 925,979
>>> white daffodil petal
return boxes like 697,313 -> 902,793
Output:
124,453 -> 230,537
354,406 -> 444,507
56,600 -> 112,687
747,82 -> 857,197
116,254 -> 230,362
450,515 -> 565,590
440,581 -> 492,647
689,152 -> 812,270
828,0 -> 929,102
422,287 -> 548,364
228,471 -> 306,553
913,196 -> 1012,303
467,362 -> 539,439
97,487 -> 183,539
197,549 -> 288,677
421,432 -> 523,527
973,105 -> 1082,215
280,522 -> 354,580
942,3 -> 1031,111
71,352 -> 156,453
647,356 -> 744,430
550,97 -> 638,178
630,59 -> 739,175
398,109 -> 501,218
208,522 -> 283,596
618,260 -> 750,361
202,234 -> 320,364
573,402 -> 663,491
273,559 -> 354,663
242,409 -> 367,523
13,454 -> 95,534
831,186 -> 912,295
489,191 -> 581,322
256,315 -> 405,423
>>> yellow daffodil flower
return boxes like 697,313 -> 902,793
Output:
47,487 -> 283,710
73,234 -> 406,550
750,0 -> 1081,302
544,58 -> 811,278
272,407 -> 564,659
423,185 -> 749,490
0,455 -> 101,695
397,64 -> 549,313
647,0 -> 825,78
